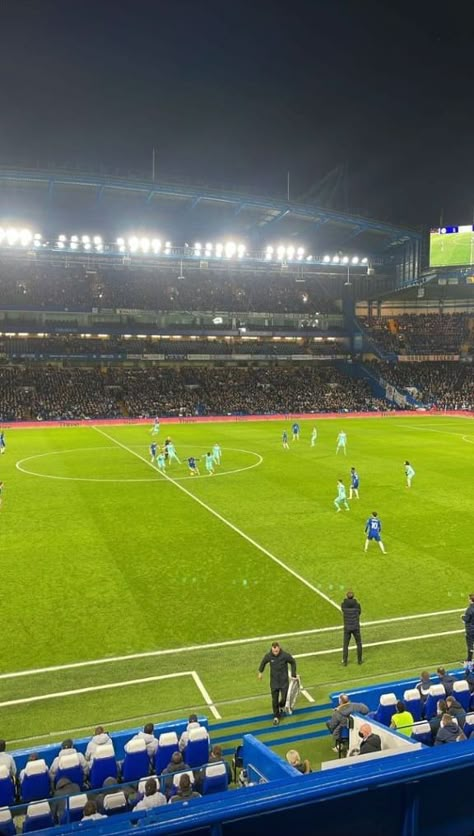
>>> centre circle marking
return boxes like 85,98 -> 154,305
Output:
15,445 -> 263,483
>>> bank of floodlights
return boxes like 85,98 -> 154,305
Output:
322,254 -> 368,266
266,244 -> 307,261
0,227 -> 39,247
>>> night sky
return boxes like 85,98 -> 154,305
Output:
1,0 -> 474,228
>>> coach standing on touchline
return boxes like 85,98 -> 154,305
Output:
462,593 -> 474,662
342,590 -> 363,666
258,642 -> 297,725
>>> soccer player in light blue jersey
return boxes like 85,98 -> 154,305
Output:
166,442 -> 181,465
292,422 -> 300,442
334,480 -> 350,512
157,452 -> 166,472
203,452 -> 215,475
405,461 -> 415,488
0,430 -> 6,455
336,430 -> 347,455
349,467 -> 360,500
282,431 -> 289,450
149,442 -> 157,463
151,417 -> 160,435
213,443 -> 222,465
311,427 -> 317,447
364,511 -> 386,554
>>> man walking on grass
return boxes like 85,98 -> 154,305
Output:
258,642 -> 297,726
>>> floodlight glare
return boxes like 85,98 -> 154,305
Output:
0,228 -> 5,242
194,242 -> 202,249
351,256 -> 359,265
58,234 -> 67,242
118,245 -> 126,253
57,241 -> 65,249
361,257 -> 368,264
215,243 -> 223,257
151,238 -> 161,252
276,245 -> 285,260
71,235 -> 79,243
323,254 -> 331,263
140,237 -> 150,251
116,237 -> 125,246
225,241 -> 236,258
19,229 -> 32,245
286,246 -> 295,259
306,255 -> 313,261
33,233 -> 42,240
297,247 -> 305,256
205,242 -> 213,250
342,256 -> 349,264
84,242 -> 91,250
93,235 -> 102,245
332,255 -> 340,263
128,236 -> 139,252
6,228 -> 19,245
266,246 -> 274,254
82,235 -> 90,244
237,244 -> 245,257
33,238 -> 42,247
70,242 -> 78,250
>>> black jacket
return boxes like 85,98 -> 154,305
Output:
462,603 -> 474,634
359,733 -> 382,755
342,597 -> 361,631
259,649 -> 296,689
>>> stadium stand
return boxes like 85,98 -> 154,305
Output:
359,313 -> 470,355
371,361 -> 474,409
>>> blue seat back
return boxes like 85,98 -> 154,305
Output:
23,806 -> 54,834
452,681 -> 471,712
55,764 -> 84,789
373,694 -> 397,727
403,689 -> 423,722
155,736 -> 179,775
89,755 -> 118,789
411,721 -> 433,747
184,733 -> 210,769
122,750 -> 150,783
21,771 -> 51,803
0,775 -> 15,807
424,685 -> 445,720
463,712 -> 474,739
0,810 -> 16,836
202,763 -> 228,795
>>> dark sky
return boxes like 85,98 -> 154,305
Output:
1,0 -> 474,228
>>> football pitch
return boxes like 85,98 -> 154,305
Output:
430,230 -> 474,267
0,416 -> 472,747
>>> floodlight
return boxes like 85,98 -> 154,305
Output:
215,243 -> 223,257
306,255 -> 313,261
57,241 -> 65,249
19,229 -> 32,245
93,235 -> 102,245
361,257 -> 368,264
95,242 -> 103,251
286,245 -> 295,259
70,242 -> 78,250
128,236 -> 139,252
58,234 -> 67,242
297,247 -> 305,256
237,244 -> 245,258
118,245 -> 126,253
6,228 -> 19,245
164,241 -> 171,254
140,237 -> 150,252
116,237 -> 125,246
351,256 -> 359,265
332,255 -> 340,263
194,242 -> 202,249
266,245 -> 274,254
276,245 -> 285,260
342,256 -> 349,264
82,235 -> 90,244
33,233 -> 42,240
71,235 -> 79,243
323,255 -> 331,263
84,242 -> 91,250
0,228 -> 4,242
151,238 -> 161,252
225,241 -> 236,258
33,238 -> 42,247
205,242 -> 213,250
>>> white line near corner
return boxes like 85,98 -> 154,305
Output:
92,425 -> 341,612
294,628 -> 465,660
191,671 -> 221,719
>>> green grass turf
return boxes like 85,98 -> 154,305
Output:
430,230 -> 474,267
0,416 -> 472,746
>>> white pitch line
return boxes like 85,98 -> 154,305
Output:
0,671 -> 193,709
294,628 -> 465,660
301,688 -> 315,703
0,607 -> 464,683
93,425 -> 340,611
191,671 -> 221,719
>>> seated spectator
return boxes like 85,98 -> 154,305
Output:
415,671 -> 432,701
0,739 -> 16,778
179,714 -> 202,752
445,695 -> 466,729
390,701 -> 414,737
208,745 -> 232,783
434,714 -> 466,745
19,752 -> 41,783
326,693 -> 369,750
51,776 -> 81,823
358,723 -> 382,755
429,700 -> 448,739
162,751 -> 190,791
169,772 -> 201,804
436,667 -> 455,695
285,749 -> 311,774
85,726 -> 113,761
81,800 -> 107,821
134,777 -> 167,811
125,722 -> 158,758
464,661 -> 474,692
50,738 -> 88,781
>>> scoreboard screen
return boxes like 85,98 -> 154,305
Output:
430,224 -> 474,267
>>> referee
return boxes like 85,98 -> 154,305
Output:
341,590 -> 363,666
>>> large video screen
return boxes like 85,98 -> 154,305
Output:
430,224 -> 474,267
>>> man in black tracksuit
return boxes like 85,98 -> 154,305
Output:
341,590 -> 363,666
258,642 -> 297,725
462,593 -> 474,662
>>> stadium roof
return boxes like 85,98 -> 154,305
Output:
0,166 -> 420,257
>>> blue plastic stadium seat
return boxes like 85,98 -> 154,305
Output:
424,685 -> 446,721
155,732 -> 179,775
59,792 -> 88,824
89,743 -> 118,789
0,807 -> 16,836
103,790 -> 128,816
463,712 -> 474,739
169,770 -> 195,798
54,752 -> 85,789
452,680 -> 471,712
20,759 -> 51,803
411,721 -> 433,747
403,689 -> 423,722
370,693 -> 397,727
0,765 -> 15,808
23,801 -> 54,832
122,738 -> 150,783
184,727 -> 210,769
202,763 -> 228,795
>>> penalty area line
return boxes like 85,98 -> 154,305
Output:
92,425 -> 340,612
191,671 -> 221,719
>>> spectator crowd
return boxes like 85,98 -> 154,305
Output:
360,313 -> 470,355
374,361 -> 474,410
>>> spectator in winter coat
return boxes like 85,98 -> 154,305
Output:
358,723 -> 382,755
49,739 -> 88,782
134,778 -> 166,811
258,642 -> 297,726
125,723 -> 158,758
341,590 -> 363,666
85,726 -> 113,762
415,671 -> 432,702
0,740 -> 16,778
434,715 -> 466,745
178,715 -> 202,752
462,593 -> 474,662
445,696 -> 466,729
169,773 -> 201,804
436,667 -> 455,696
326,694 -> 369,747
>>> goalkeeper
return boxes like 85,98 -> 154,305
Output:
258,641 -> 297,725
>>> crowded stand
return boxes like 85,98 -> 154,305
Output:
0,261 -> 339,314
0,365 -> 388,422
360,313 -> 470,354
373,361 -> 474,409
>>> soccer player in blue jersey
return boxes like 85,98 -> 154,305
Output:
336,430 -> 347,455
149,442 -> 157,463
157,452 -> 166,472
292,422 -> 300,442
282,431 -> 289,450
349,467 -> 360,500
0,430 -> 6,455
334,480 -> 350,512
405,461 -> 415,488
364,511 -> 386,554
187,456 -> 200,476
212,443 -> 222,465
311,426 -> 317,447
203,452 -> 215,475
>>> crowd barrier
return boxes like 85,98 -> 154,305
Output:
2,409 -> 473,430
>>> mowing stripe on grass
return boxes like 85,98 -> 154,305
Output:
0,608 -> 464,682
93,425 -> 341,611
